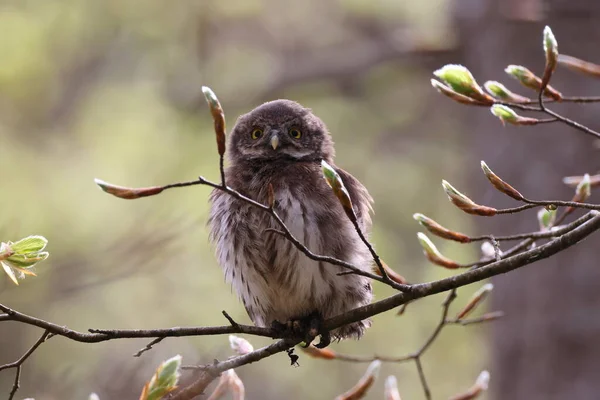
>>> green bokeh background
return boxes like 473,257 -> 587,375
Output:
0,1 -> 490,398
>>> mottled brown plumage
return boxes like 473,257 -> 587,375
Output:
208,100 -> 374,341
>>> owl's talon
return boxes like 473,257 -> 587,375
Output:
314,331 -> 331,349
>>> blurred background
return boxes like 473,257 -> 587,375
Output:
1,0 -> 598,398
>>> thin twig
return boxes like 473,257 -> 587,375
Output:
133,337 -> 165,357
415,357 -> 431,400
222,310 -> 240,329
469,212 -> 596,242
8,366 -> 20,400
348,215 -> 390,282
0,330 -> 51,400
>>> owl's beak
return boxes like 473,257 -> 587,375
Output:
270,134 -> 279,150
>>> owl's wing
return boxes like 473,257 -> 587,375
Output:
335,167 -> 374,233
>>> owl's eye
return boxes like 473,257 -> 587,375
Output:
251,128 -> 263,140
289,128 -> 302,139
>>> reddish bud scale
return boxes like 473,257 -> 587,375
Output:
335,361 -> 380,400
431,80 -> 491,106
321,161 -> 357,223
414,214 -> 471,243
95,179 -> 164,200
478,311 -> 505,322
507,67 -> 562,100
481,162 -> 524,201
425,252 -> 461,269
563,174 -> 600,188
558,54 -> 600,79
371,261 -> 408,284
448,386 -> 485,400
456,283 -> 493,320
384,376 -> 402,400
452,201 -> 498,217
301,345 -> 337,360
448,371 -> 489,400
202,86 -> 227,157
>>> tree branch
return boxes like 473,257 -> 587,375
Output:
0,330 -> 51,400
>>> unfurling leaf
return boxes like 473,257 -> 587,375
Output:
537,208 -> 557,230
490,105 -> 540,126
480,161 -> 524,200
301,345 -> 337,360
565,173 -> 592,214
480,241 -> 498,260
140,355 -> 182,400
431,80 -> 487,105
442,180 -> 497,216
9,236 -> 48,254
474,311 -> 505,323
1,236 -> 49,285
335,360 -> 381,400
575,173 -> 592,201
202,86 -> 227,157
433,65 -> 494,104
558,54 -> 600,79
563,174 -> 600,188
541,26 -> 558,89
417,233 -> 461,269
207,369 -> 245,400
456,283 -> 494,320
321,160 -> 356,222
228,369 -> 245,400
448,370 -> 490,400
371,260 -> 408,284
384,376 -> 402,400
483,81 -> 531,103
95,179 -> 164,200
505,65 -> 562,100
229,335 -> 254,356
413,213 -> 471,243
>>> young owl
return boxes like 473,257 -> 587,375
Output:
208,100 -> 373,346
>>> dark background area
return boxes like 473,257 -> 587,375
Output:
0,0 -> 598,398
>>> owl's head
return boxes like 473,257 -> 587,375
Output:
228,100 -> 334,164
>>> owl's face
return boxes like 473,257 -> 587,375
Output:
228,100 -> 334,164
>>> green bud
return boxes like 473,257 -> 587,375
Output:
483,81 -> 531,103
538,208 -> 557,230
10,236 -> 48,254
433,64 -> 491,103
490,104 -> 518,123
575,173 -> 592,200
505,65 -> 533,82
434,64 -> 476,92
543,26 -> 558,64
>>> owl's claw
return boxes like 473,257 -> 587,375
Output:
314,331 -> 331,349
271,313 -> 332,348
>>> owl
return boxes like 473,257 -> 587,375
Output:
208,100 -> 374,347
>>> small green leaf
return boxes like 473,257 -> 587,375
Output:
538,208 -> 557,230
143,355 -> 182,400
6,252 -> 49,268
10,235 -> 48,254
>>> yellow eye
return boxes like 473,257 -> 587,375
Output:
251,128 -> 263,140
289,128 -> 302,139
